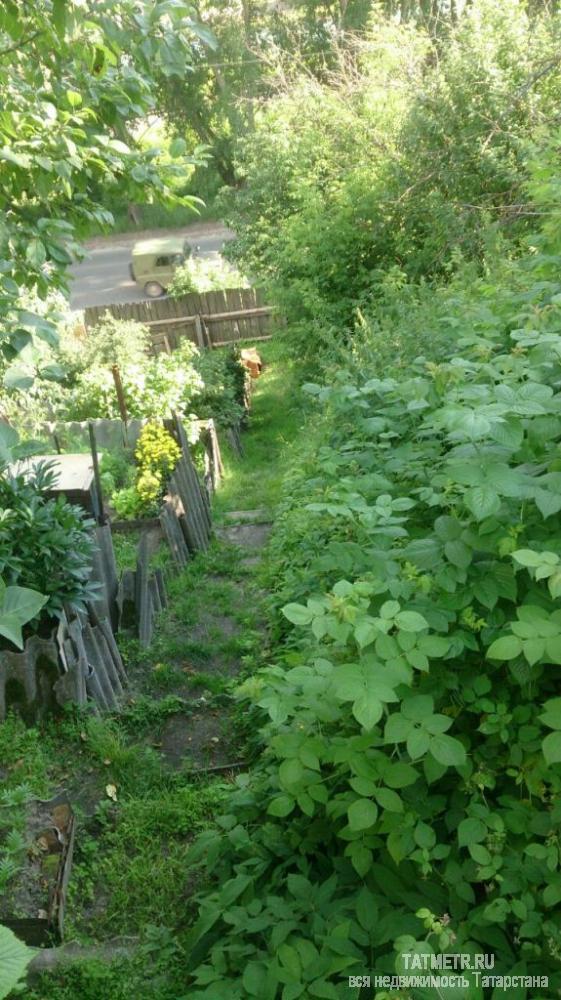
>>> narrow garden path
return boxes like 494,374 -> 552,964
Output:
10,338 -> 303,999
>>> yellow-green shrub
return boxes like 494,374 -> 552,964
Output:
135,422 -> 180,480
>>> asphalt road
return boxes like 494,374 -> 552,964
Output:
68,225 -> 235,310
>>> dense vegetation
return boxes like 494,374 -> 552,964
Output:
0,0 -> 214,392
3,1 -> 561,997
173,4 -> 561,998
224,1 -> 561,363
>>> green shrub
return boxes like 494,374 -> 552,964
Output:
111,485 -> 147,521
62,339 -> 204,423
185,199 -> 561,995
168,256 -> 248,296
74,313 -> 150,371
1,321 -> 205,429
99,449 -> 135,499
0,464 -> 96,622
224,3 -> 561,368
193,347 -> 247,427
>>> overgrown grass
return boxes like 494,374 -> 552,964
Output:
65,779 -> 223,938
213,335 -> 305,516
9,336 -> 300,998
112,531 -> 141,573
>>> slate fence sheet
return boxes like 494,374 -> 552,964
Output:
6,409 -> 219,701
89,524 -> 119,630
0,604 -> 128,722
41,417 -> 150,453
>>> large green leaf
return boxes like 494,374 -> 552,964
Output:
458,817 -> 486,847
282,603 -> 313,626
429,734 -> 466,767
464,486 -> 500,520
540,698 -> 561,730
347,798 -> 378,831
3,366 -> 34,391
486,635 -> 522,660
542,731 -> 561,765
0,585 -> 47,649
0,925 -> 33,999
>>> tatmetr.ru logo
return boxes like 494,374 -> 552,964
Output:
402,951 -> 494,971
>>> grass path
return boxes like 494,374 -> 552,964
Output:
213,338 -> 303,516
9,336 -> 303,1000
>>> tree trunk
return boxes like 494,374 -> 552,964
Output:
127,202 -> 142,226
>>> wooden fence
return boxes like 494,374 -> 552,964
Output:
83,287 -> 275,353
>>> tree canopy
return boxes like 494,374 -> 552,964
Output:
0,0 -> 214,386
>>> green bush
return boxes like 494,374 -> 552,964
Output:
184,178 -> 561,995
99,449 -> 135,499
193,347 -> 247,428
111,485 -> 147,521
0,464 -> 96,623
68,313 -> 150,372
1,320 -> 205,429
224,3 -> 561,367
168,257 -> 248,296
63,339 -> 204,423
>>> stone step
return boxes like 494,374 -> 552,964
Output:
224,509 -> 269,524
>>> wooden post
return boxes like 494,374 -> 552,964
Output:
203,317 -> 212,350
111,365 -> 129,425
194,314 -> 205,349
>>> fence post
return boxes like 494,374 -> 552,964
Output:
88,422 -> 106,526
194,314 -> 205,349
111,365 -> 129,425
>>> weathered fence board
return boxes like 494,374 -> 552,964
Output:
83,287 -> 275,352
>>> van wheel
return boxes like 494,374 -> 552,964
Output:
144,281 -> 165,298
